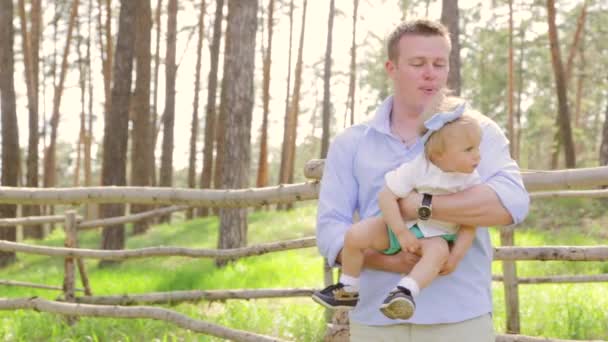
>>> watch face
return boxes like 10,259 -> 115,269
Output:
418,206 -> 431,220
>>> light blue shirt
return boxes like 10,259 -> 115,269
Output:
316,96 -> 530,325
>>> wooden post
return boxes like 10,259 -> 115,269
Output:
62,210 -> 77,324
500,225 -> 520,333
70,211 -> 93,296
76,259 -> 92,296
16,204 -> 23,242
323,259 -> 333,323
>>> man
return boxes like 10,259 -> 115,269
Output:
316,19 -> 529,341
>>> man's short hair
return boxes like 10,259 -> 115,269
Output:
387,19 -> 451,62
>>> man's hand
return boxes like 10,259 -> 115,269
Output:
398,191 -> 423,220
397,230 -> 421,254
439,253 -> 464,276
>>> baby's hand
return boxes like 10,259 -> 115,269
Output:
398,231 -> 421,254
439,254 -> 462,276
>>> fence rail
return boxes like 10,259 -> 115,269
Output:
0,297 -> 285,342
0,279 -> 83,292
1,164 -> 608,341
0,237 -> 316,260
0,183 -> 319,207
492,273 -> 608,284
77,205 -> 188,230
304,161 -> 608,192
1,238 -> 606,261
73,288 -> 316,306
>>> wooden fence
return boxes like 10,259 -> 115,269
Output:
0,163 -> 607,341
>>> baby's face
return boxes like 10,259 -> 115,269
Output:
434,135 -> 481,174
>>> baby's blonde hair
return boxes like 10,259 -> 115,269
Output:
420,91 -> 482,158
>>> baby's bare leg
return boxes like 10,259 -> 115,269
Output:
341,216 -> 390,277
407,237 -> 450,289
380,236 -> 450,320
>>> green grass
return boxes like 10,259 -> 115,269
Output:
490,224 -> 608,340
1,201 -> 607,340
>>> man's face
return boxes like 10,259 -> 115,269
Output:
386,35 -> 450,112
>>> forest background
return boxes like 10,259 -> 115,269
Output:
1,0 -> 608,340
0,0 -> 607,268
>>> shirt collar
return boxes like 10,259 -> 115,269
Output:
365,96 -> 394,136
365,96 -> 423,149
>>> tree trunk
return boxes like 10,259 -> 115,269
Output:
96,0 -> 113,130
564,1 -> 588,86
548,1 -> 586,168
159,0 -> 178,223
199,0 -> 224,217
187,0 -> 206,219
278,0 -> 307,210
75,17 -> 86,187
22,0 -> 43,238
256,0 -> 275,189
151,0 -> 163,187
105,0 -> 113,118
573,38 -> 585,129
515,14 -> 525,163
84,0 -> 95,220
43,0 -> 79,190
100,0 -> 136,266
0,0 -> 20,267
571,3 -> 587,131
599,82 -> 608,165
131,0 -> 152,234
441,0 -> 460,95
283,0 -> 294,124
213,22 -> 230,216
320,0 -> 335,159
506,0 -> 515,158
345,0 -> 358,126
546,0 -> 576,168
216,0 -> 258,267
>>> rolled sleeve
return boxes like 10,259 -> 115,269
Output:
486,170 -> 530,225
478,118 -> 530,225
316,129 -> 361,267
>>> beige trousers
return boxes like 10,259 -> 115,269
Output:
350,314 -> 495,342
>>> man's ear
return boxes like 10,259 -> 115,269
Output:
385,59 -> 396,79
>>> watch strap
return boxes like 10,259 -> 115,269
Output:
421,193 -> 433,207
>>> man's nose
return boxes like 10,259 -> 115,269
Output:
422,64 -> 436,79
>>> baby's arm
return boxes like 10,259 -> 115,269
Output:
378,185 -> 421,253
440,225 -> 476,275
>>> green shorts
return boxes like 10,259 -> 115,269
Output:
382,224 -> 457,255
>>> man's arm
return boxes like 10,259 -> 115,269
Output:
316,131 -> 359,267
400,184 -> 513,226
317,129 -> 419,273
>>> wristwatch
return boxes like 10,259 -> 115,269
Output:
417,193 -> 433,220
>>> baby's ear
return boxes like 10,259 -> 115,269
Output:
428,150 -> 443,163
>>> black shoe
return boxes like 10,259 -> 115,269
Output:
379,286 -> 416,320
312,283 -> 359,310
